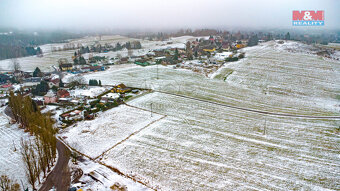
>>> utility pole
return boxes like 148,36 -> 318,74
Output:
13,140 -> 16,152
150,103 -> 153,117
264,74 -> 268,136
263,117 -> 267,135
157,62 -> 159,79
144,79 -> 147,89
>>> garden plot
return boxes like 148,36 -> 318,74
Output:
100,92 -> 340,191
61,104 -> 163,159
0,107 -> 31,186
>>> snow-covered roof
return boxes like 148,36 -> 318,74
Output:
102,93 -> 119,99
51,74 -> 60,80
44,90 -> 56,97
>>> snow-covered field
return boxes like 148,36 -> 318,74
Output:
64,40 -> 340,190
61,105 -> 163,159
70,158 -> 151,191
76,42 -> 340,116
1,38 -> 339,190
0,107 -> 30,186
100,92 -> 339,190
0,35 -> 194,72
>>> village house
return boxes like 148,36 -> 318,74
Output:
32,97 -> 44,106
112,83 -> 131,93
58,97 -> 71,104
0,84 -> 13,95
236,43 -> 246,49
80,66 -> 91,72
24,77 -> 41,83
153,50 -> 166,57
44,91 -> 58,104
0,74 -> 10,84
57,89 -> 70,98
60,111 -> 83,121
69,110 -> 83,120
70,99 -> 80,105
101,93 -> 119,103
207,57 -> 217,65
49,77 -> 60,87
60,63 -> 73,71
119,57 -> 129,64
202,47 -> 216,53
90,65 -> 104,72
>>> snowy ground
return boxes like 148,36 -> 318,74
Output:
63,40 -> 340,190
0,107 -> 31,186
69,158 -> 151,191
69,86 -> 109,98
0,35 -> 195,72
72,41 -> 340,116
100,92 -> 339,190
61,104 -> 163,159
1,39 -> 339,190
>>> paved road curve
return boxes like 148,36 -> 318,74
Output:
39,140 -> 71,191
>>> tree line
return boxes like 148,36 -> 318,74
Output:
0,30 -> 82,60
77,41 -> 142,55
8,91 -> 57,190
0,45 -> 42,60
89,79 -> 102,86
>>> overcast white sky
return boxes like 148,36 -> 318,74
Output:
0,0 -> 339,31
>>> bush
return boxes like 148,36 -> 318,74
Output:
225,57 -> 239,62
89,79 -> 99,86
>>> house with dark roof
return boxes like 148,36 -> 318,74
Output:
60,63 -> 73,71
112,83 -> 131,93
24,77 -> 41,83
90,65 -> 104,71
0,74 -> 10,84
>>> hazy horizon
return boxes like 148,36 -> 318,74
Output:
0,0 -> 339,32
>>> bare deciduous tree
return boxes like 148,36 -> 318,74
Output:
57,58 -> 68,68
11,59 -> 21,71
21,139 -> 38,190
116,53 -> 122,60
68,75 -> 86,87
0,175 -> 20,191
128,49 -> 134,58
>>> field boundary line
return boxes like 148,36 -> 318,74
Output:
58,137 -> 157,190
94,114 -> 167,161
